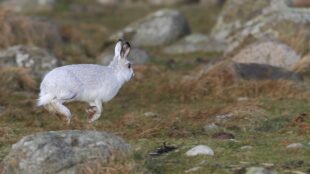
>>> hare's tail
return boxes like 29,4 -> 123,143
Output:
37,93 -> 54,107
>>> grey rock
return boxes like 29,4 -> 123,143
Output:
232,40 -> 301,70
215,113 -> 234,123
2,130 -> 130,174
147,0 -> 199,6
203,123 -> 219,133
109,9 -> 190,46
286,143 -> 303,149
96,0 -> 121,6
0,45 -> 60,78
1,0 -> 56,11
246,167 -> 277,174
97,0 -> 199,6
185,166 -> 202,173
97,47 -> 150,65
164,33 -> 227,54
186,145 -> 214,156
211,0 -> 310,54
143,112 -> 158,117
240,145 -> 253,150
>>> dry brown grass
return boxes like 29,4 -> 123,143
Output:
0,67 -> 37,92
0,9 -> 62,52
175,62 -> 304,101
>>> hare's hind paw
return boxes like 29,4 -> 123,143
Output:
86,106 -> 97,120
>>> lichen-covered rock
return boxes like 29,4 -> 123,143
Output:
109,9 -> 190,46
232,40 -> 301,69
1,0 -> 56,12
211,0 -> 310,54
1,130 -> 130,174
97,47 -> 150,65
0,45 -> 60,78
163,33 -> 227,54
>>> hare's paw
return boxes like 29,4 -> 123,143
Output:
88,113 -> 101,123
86,106 -> 97,120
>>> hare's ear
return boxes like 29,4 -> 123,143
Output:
121,42 -> 131,58
114,39 -> 123,57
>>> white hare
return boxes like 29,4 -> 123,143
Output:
37,40 -> 134,123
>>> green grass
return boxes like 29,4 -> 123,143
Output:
1,2 -> 310,174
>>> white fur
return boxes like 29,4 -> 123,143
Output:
37,41 -> 134,123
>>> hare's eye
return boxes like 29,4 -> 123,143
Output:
127,63 -> 131,69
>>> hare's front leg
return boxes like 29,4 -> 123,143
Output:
86,101 -> 102,123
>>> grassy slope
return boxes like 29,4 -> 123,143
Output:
0,2 -> 310,174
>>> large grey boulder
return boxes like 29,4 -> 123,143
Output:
232,40 -> 301,70
1,0 -> 56,12
109,9 -> 190,46
0,45 -> 60,78
2,130 -> 130,174
211,0 -> 310,54
97,47 -> 150,65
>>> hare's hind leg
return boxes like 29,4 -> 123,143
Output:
87,101 -> 102,123
51,101 -> 72,124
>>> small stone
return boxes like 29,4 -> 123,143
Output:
291,171 -> 307,174
238,97 -> 249,101
186,145 -> 214,156
203,123 -> 219,132
246,167 -> 278,174
261,163 -> 274,167
143,112 -> 158,117
286,143 -> 303,149
185,166 -> 201,173
215,113 -> 233,123
240,145 -> 253,150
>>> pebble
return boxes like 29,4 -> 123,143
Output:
286,143 -> 303,149
215,113 -> 233,123
185,167 -> 201,173
143,112 -> 158,117
203,123 -> 219,132
186,145 -> 214,156
246,167 -> 278,174
240,145 -> 253,150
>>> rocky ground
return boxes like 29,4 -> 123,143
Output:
0,0 -> 310,173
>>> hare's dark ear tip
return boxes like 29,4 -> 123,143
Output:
125,41 -> 131,47
117,39 -> 123,43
